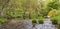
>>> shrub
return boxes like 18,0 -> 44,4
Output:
38,19 -> 44,24
32,19 -> 37,27
51,10 -> 60,24
0,17 -> 7,23
51,19 -> 58,25
32,19 -> 36,23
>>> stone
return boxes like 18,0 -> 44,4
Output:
0,20 -> 32,29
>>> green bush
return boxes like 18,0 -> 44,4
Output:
32,19 -> 37,27
38,19 -> 44,24
51,10 -> 60,24
0,17 -> 7,23
32,19 -> 36,23
51,19 -> 58,25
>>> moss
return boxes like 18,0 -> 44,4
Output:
0,17 -> 7,23
38,19 -> 44,24
32,19 -> 36,23
51,19 -> 58,25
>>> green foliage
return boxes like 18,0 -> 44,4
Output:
0,0 -> 60,23
30,11 -> 37,19
0,0 -> 2,9
40,9 -> 48,16
38,16 -> 43,19
2,0 -> 41,19
51,10 -> 60,24
38,19 -> 44,24
47,2 -> 59,9
0,17 -> 7,23
43,0 -> 60,17
4,0 -> 24,18
32,19 -> 36,23
47,0 -> 60,10
51,10 -> 59,24
32,16 -> 44,24
51,19 -> 58,25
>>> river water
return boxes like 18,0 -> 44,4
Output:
0,18 -> 56,29
33,18 -> 55,29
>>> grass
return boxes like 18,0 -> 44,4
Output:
0,17 -> 7,23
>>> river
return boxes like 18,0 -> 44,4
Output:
33,18 -> 55,29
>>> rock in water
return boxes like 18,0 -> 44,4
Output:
0,20 -> 32,29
